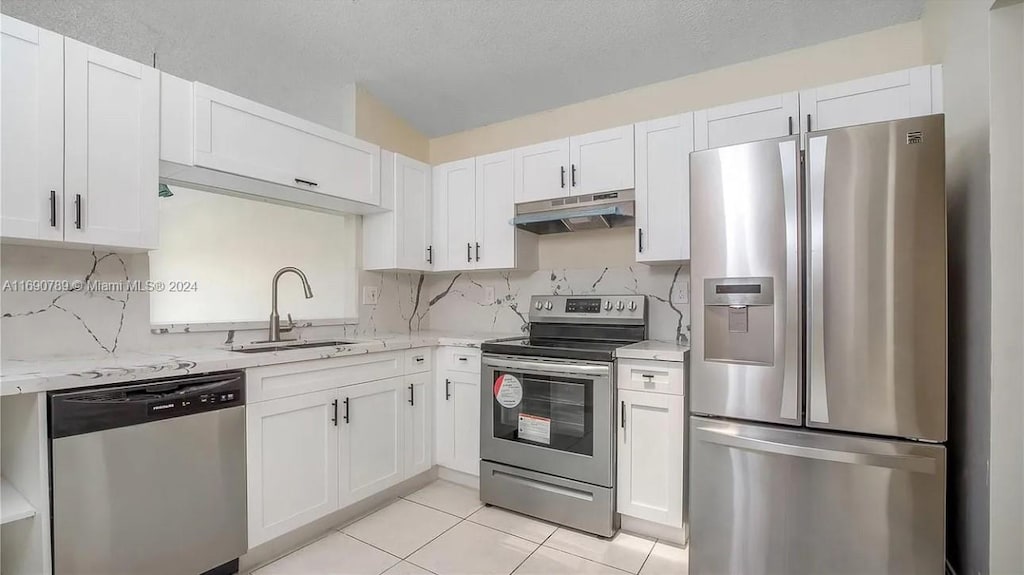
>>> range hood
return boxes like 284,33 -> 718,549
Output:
512,190 -> 635,234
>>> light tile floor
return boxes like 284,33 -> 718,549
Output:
252,480 -> 689,575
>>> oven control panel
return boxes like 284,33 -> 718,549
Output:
529,295 -> 647,323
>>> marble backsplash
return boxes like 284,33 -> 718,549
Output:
1,244 -> 689,360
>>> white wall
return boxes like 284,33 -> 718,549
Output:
988,2 -> 1024,572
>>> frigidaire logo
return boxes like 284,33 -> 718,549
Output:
907,131 -> 923,144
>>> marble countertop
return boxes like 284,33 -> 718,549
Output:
615,340 -> 690,362
0,331 -> 519,396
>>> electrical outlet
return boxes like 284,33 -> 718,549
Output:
362,285 -> 380,305
671,281 -> 689,304
484,285 -> 496,303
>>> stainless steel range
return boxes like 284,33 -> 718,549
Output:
480,294 -> 647,537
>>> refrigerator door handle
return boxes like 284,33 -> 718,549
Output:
807,134 -> 829,424
778,138 -> 801,422
694,425 -> 937,474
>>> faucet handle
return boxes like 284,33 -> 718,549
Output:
280,313 -> 297,333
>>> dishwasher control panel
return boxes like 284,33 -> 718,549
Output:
50,371 -> 246,439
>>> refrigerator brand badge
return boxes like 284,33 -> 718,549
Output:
494,374 -> 523,408
907,131 -> 923,144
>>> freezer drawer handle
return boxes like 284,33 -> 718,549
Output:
492,469 -> 595,502
694,426 -> 937,474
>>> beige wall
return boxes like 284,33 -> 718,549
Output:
429,20 -> 929,164
354,85 -> 431,163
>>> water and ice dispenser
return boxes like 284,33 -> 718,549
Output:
702,277 -> 775,366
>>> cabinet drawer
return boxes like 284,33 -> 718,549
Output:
443,347 -> 481,373
405,348 -> 433,374
617,359 -> 685,395
246,351 -> 404,402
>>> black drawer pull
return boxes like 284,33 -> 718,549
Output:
294,178 -> 318,187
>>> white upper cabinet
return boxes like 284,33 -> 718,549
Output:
159,72 -> 194,169
193,82 -> 381,207
1,15 -> 63,243
513,138 -> 570,202
800,65 -> 943,133
634,114 -> 693,264
433,158 -> 477,270
694,92 -> 799,151
569,125 -> 635,196
475,150 -> 517,270
363,151 -> 433,271
63,38 -> 159,250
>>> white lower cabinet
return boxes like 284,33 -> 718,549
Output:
435,348 -> 481,476
339,377 -> 405,506
616,360 -> 686,530
404,372 -> 433,477
245,351 -> 437,548
246,389 -> 339,547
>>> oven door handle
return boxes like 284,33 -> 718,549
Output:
482,357 -> 610,376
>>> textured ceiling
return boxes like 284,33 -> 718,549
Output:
2,0 -> 925,137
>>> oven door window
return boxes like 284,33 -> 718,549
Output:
491,370 -> 593,456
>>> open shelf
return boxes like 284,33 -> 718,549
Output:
1,477 -> 37,525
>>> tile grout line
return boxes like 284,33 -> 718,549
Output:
540,528 -> 655,574
509,526 -> 559,575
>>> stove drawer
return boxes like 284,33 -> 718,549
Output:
617,359 -> 685,396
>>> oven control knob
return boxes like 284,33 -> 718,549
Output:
544,301 -> 553,310
534,301 -> 543,310
616,300 -> 625,311
604,301 -> 612,311
629,301 -> 637,311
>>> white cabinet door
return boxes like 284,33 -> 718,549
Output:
634,114 -> 693,263
434,159 -> 477,271
569,125 -> 634,196
246,390 -> 339,547
475,150 -> 516,269
617,390 -> 684,528
339,377 -> 404,506
1,16 -> 63,242
63,38 -> 158,249
800,65 -> 942,133
514,138 -> 570,203
693,92 -> 799,151
194,83 -> 380,206
395,153 -> 433,270
404,372 -> 433,478
436,369 -> 481,476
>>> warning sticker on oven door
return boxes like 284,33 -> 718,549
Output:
518,414 -> 551,444
494,374 -> 523,408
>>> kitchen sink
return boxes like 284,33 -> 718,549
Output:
229,339 -> 357,353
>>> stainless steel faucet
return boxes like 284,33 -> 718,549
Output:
269,267 -> 314,342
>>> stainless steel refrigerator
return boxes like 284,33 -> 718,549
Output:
688,114 -> 947,575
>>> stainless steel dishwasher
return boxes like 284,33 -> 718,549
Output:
50,371 -> 247,575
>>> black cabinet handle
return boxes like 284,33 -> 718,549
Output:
343,397 -> 350,423
571,164 -> 577,187
445,378 -> 451,401
294,178 -> 318,187
638,228 -> 644,253
408,384 -> 415,406
475,242 -> 480,262
467,243 -> 472,263
49,190 -> 57,227
74,194 -> 82,229
427,245 -> 433,264
788,116 -> 794,136
621,400 -> 626,430
560,166 -> 566,189
331,399 -> 338,426
806,114 -> 812,133
414,356 -> 425,363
